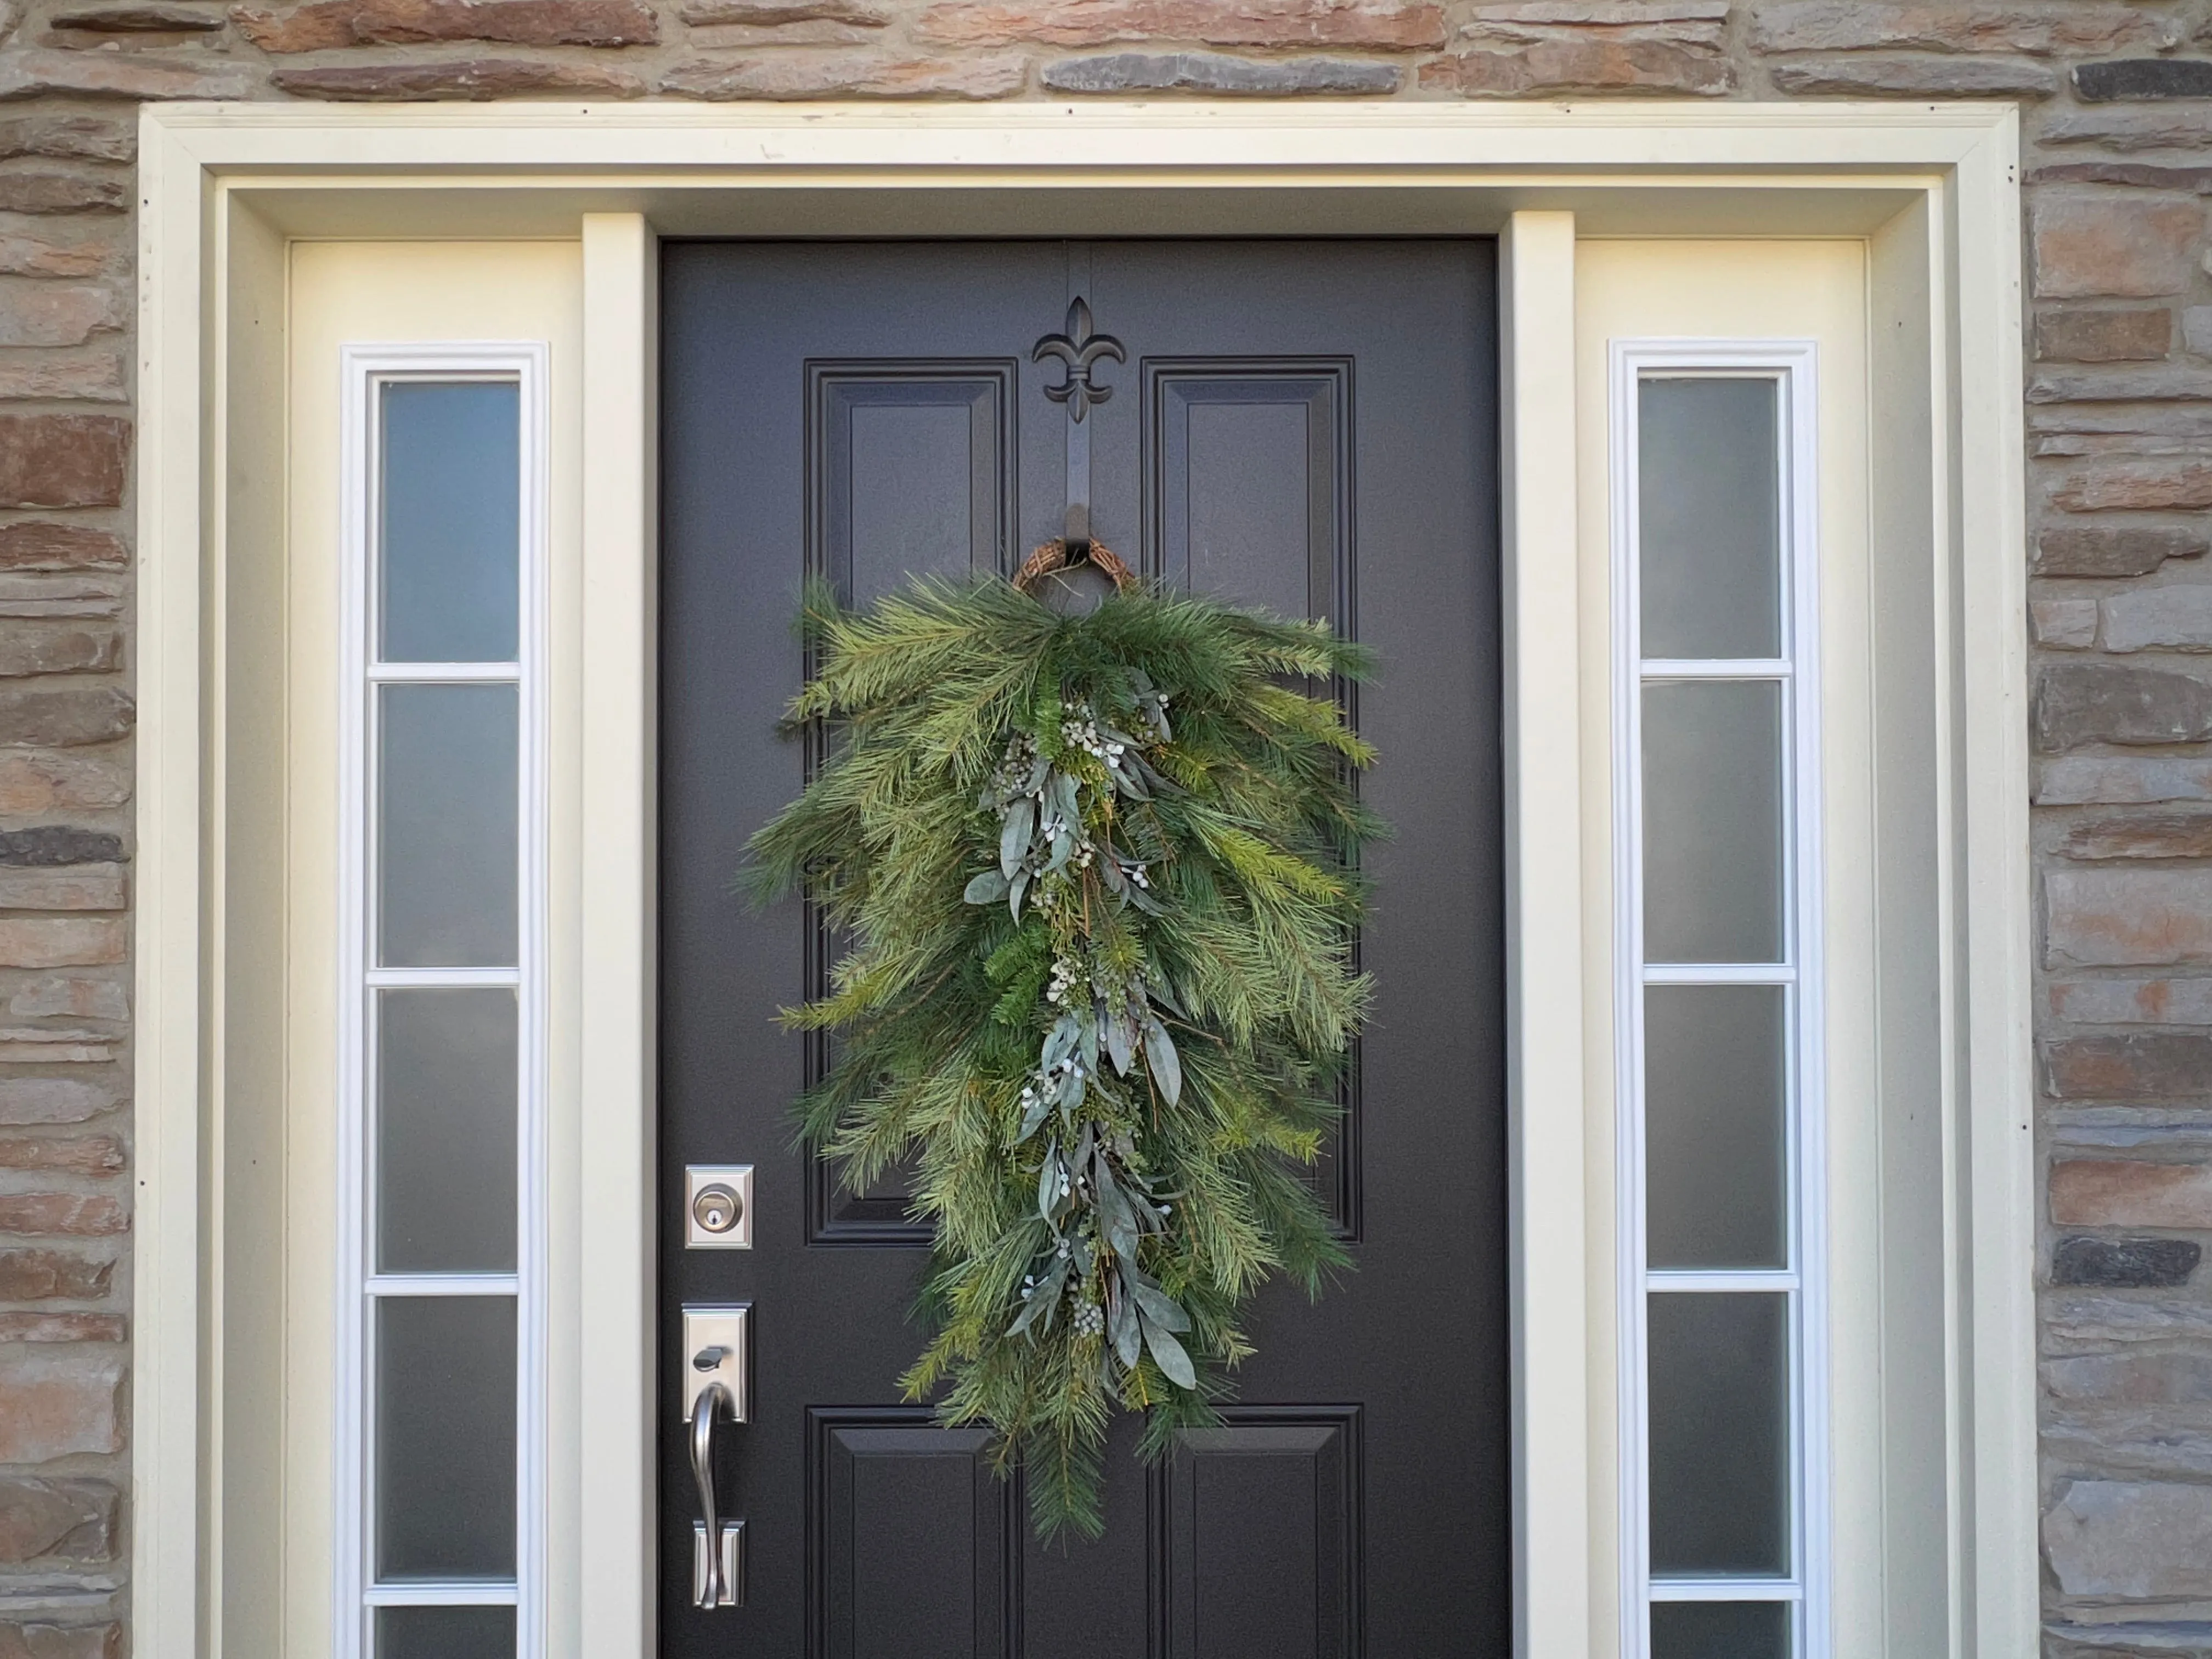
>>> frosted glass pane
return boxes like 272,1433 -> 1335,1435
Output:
1643,681 -> 1784,964
377,1606 -> 515,1659
1645,985 -> 1787,1271
380,381 -> 520,664
1639,377 -> 1781,661
377,989 -> 517,1274
1649,1292 -> 1790,1577
378,684 -> 518,968
1651,1601 -> 1790,1659
376,1296 -> 516,1581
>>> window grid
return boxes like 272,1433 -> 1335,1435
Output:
336,346 -> 549,1659
1612,343 -> 1829,1659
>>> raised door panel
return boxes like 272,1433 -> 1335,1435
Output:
809,1410 -> 1019,1658
1155,1408 -> 1362,1659
803,362 -> 1016,1244
1144,360 -> 1363,1237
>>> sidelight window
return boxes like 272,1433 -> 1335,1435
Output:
1613,348 -> 1827,1659
337,349 -> 548,1659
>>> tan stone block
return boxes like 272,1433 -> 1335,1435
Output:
0,1247 -> 110,1298
1766,53 -> 2057,95
0,919 -> 123,968
0,1626 -> 121,1659
2030,368 -> 2212,404
917,0 -> 1444,48
0,1079 -> 112,1126
271,55 -> 647,96
1752,1 -> 2176,57
0,526 -> 123,572
2053,1159 -> 2212,1227
0,117 -> 133,165
0,289 -> 119,350
0,233 -> 110,280
0,627 -> 119,680
8,979 -> 124,1022
2060,810 -> 2212,859
0,45 -> 257,98
0,1194 -> 126,1236
2105,589 -> 2212,654
2034,194 -> 2204,301
662,48 -> 1029,96
685,18 -> 876,40
0,1477 -> 115,1562
0,356 -> 128,405
0,575 -> 125,620
1045,50 -> 1398,91
2032,597 -> 2097,648
2042,109 -> 2212,153
2035,308 -> 2172,364
2047,867 -> 2212,966
235,0 -> 658,49
0,753 -> 127,812
0,417 -> 125,511
0,1137 -> 122,1175
2044,1033 -> 2212,1099
2054,461 -> 2212,514
2039,758 -> 2212,805
2045,1350 -> 2212,1406
0,1312 -> 123,1341
1420,36 -> 1729,91
679,0 -> 889,19
52,2 -> 228,28
0,687 -> 134,748
0,1351 -> 121,1462
2036,526 -> 2206,579
2036,662 -> 2212,751
2052,978 -> 2212,1025
2046,1481 -> 2212,1599
0,174 -> 125,217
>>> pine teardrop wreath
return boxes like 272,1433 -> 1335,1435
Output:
746,570 -> 1381,1539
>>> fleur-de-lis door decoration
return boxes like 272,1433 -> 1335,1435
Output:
1032,297 -> 1126,422
1032,296 -> 1126,562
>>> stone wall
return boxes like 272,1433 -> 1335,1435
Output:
0,2 -> 2208,1654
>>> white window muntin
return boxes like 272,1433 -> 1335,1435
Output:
1610,340 -> 1829,1659
336,343 -> 551,1659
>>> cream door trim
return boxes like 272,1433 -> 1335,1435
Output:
136,101 -> 2029,1659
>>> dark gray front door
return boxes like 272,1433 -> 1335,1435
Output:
659,239 -> 1505,1657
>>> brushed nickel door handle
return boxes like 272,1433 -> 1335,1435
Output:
682,1305 -> 750,1610
689,1380 -> 744,1608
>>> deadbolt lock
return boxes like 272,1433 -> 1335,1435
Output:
693,1184 -> 742,1233
684,1164 -> 754,1249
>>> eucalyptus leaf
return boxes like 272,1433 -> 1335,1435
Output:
1142,1017 -> 1182,1106
1000,797 -> 1034,880
964,868 -> 1010,905
1008,871 -> 1029,921
1015,1088 -> 1053,1143
1036,1142 -> 1061,1223
1042,1012 -> 1080,1071
1128,1277 -> 1191,1333
1141,1318 -> 1197,1390
1109,1281 -> 1141,1368
1105,1012 -> 1135,1077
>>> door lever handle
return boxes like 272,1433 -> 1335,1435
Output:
681,1304 -> 750,1610
689,1381 -> 743,1609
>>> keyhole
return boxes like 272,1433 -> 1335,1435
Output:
693,1183 -> 742,1234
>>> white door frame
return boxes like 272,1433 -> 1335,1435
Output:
134,100 -> 2029,1659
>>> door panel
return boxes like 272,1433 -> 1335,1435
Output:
660,240 -> 1504,1656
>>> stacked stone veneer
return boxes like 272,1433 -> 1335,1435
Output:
0,2 -> 2207,1655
